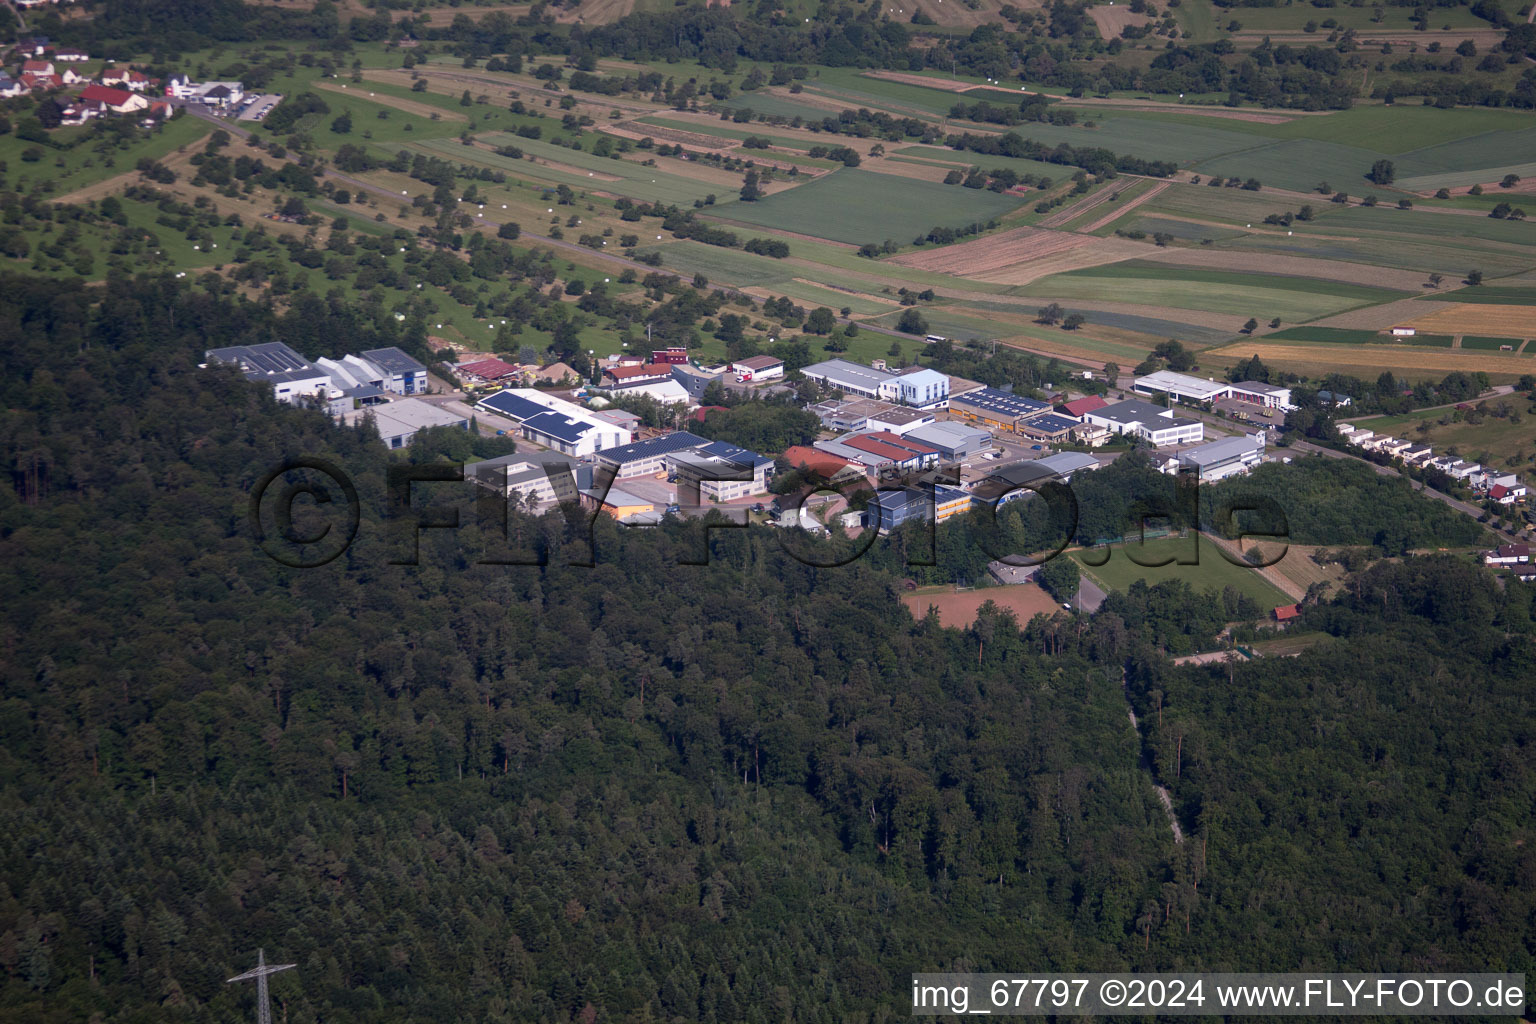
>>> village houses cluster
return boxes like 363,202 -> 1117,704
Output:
1335,422 -> 1527,505
2,36 -> 251,127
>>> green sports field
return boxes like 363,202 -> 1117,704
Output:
706,168 -> 1025,245
1071,534 -> 1295,611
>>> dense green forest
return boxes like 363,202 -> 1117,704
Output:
0,273 -> 1533,1022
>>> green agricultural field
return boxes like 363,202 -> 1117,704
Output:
1223,230 -> 1536,278
806,68 -> 968,115
637,241 -> 797,288
1265,327 -> 1383,343
1429,286 -> 1536,305
892,145 -> 1069,180
706,168 -> 1024,245
0,115 -> 211,197
634,117 -> 825,154
1194,138 -> 1393,194
1312,204 -> 1536,248
1122,216 -> 1246,242
1460,336 -> 1527,350
720,93 -> 837,122
1019,263 -> 1406,320
1070,534 -> 1294,611
1142,184 -> 1297,225
427,133 -> 721,206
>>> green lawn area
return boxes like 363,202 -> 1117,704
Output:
706,168 -> 1024,245
1070,534 -> 1294,611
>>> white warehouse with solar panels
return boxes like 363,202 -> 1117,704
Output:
476,389 -> 632,456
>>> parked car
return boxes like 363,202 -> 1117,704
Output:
1030,444 -> 1044,450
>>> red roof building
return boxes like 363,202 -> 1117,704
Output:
690,405 -> 729,423
1059,395 -> 1109,418
602,363 -> 672,386
783,445 -> 860,479
458,357 -> 521,382
1273,603 -> 1302,622
21,60 -> 54,76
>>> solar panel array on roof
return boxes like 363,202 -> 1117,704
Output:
695,440 -> 771,468
361,347 -> 426,374
1024,413 -> 1081,435
596,431 -> 709,465
206,342 -> 313,376
477,390 -> 552,422
522,411 -> 593,444
954,387 -> 1049,418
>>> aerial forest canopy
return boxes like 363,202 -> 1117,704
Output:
1,273 -> 1534,1021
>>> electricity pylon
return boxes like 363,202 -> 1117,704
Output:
227,949 -> 296,1024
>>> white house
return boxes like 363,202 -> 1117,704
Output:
1484,544 -> 1531,565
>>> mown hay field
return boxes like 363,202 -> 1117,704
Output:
1202,340 -> 1534,380
1399,303 -> 1536,337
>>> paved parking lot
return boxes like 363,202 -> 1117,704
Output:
237,94 -> 283,121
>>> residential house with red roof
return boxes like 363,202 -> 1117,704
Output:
79,83 -> 150,114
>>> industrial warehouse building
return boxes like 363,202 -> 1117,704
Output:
1018,412 -> 1082,444
903,421 -> 992,461
799,358 -> 895,400
204,342 -> 331,404
670,441 -> 774,502
476,389 -> 632,456
1133,370 -> 1295,411
351,399 -> 468,450
948,387 -> 1051,433
1084,400 -> 1204,447
1174,434 -> 1266,481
